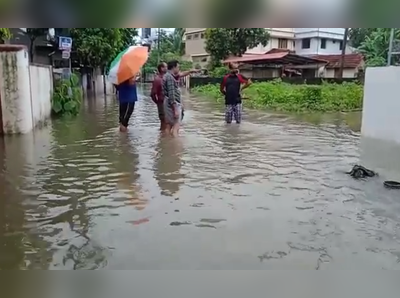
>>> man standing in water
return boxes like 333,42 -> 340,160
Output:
151,62 -> 168,131
116,77 -> 138,132
153,60 -> 198,134
163,60 -> 183,137
220,62 -> 252,124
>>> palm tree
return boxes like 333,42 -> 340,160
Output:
163,28 -> 185,56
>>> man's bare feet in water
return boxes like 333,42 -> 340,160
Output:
119,124 -> 128,132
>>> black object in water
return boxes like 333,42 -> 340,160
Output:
347,165 -> 377,179
384,181 -> 400,189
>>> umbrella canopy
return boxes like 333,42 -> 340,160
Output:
108,46 -> 148,85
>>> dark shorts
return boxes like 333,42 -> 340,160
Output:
119,102 -> 135,127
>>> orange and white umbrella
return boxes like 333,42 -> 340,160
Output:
108,46 -> 148,85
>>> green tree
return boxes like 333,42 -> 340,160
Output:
349,28 -> 375,48
70,28 -> 123,69
0,28 -> 11,43
70,28 -> 123,93
205,28 -> 270,67
119,28 -> 138,50
26,28 -> 48,62
357,28 -> 400,66
143,29 -> 192,76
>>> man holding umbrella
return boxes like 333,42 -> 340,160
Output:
108,45 -> 149,132
115,77 -> 138,132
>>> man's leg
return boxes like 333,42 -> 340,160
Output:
233,103 -> 242,124
225,105 -> 233,124
119,102 -> 128,132
119,102 -> 135,132
157,103 -> 167,131
171,104 -> 182,137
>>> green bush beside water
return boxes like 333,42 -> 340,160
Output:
52,73 -> 83,117
192,80 -> 364,112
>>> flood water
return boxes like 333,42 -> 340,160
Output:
1,85 -> 400,270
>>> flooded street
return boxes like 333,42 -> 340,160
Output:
1,84 -> 400,270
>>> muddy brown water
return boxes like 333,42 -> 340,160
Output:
0,85 -> 400,270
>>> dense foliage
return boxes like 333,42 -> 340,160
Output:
193,80 -> 363,113
70,28 -> 137,71
205,28 -> 270,67
143,29 -> 192,74
52,73 -> 82,117
350,28 -> 400,67
0,28 -> 11,42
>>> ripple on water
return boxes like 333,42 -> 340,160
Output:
1,88 -> 400,270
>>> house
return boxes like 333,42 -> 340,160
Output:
311,53 -> 364,78
9,28 -> 69,66
184,28 -> 296,68
294,28 -> 352,56
223,50 -> 327,79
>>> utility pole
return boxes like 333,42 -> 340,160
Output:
338,28 -> 349,79
157,28 -> 161,63
388,28 -> 395,66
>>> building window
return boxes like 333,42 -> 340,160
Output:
339,41 -> 343,50
187,34 -> 192,40
278,38 -> 288,49
142,28 -> 151,39
293,41 -> 295,47
302,38 -> 311,49
201,33 -> 205,39
321,38 -> 326,49
194,34 -> 199,39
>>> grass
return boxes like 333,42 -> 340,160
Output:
192,79 -> 364,113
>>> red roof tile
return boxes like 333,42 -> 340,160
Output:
311,54 -> 364,69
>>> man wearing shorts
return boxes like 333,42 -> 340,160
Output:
163,60 -> 183,137
151,62 -> 168,131
116,77 -> 138,132
152,62 -> 198,133
220,62 -> 252,124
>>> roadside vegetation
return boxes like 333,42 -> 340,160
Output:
192,80 -> 363,113
52,73 -> 82,117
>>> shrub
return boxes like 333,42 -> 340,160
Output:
52,73 -> 82,117
192,80 -> 363,113
208,66 -> 228,78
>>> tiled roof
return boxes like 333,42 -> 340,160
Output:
223,52 -> 325,65
311,54 -> 364,69
224,52 -> 289,63
265,48 -> 294,54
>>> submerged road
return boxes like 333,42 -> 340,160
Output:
1,85 -> 400,270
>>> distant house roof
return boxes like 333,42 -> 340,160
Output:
224,52 -> 326,66
311,54 -> 364,69
265,48 -> 295,54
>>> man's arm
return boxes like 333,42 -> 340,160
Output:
238,74 -> 252,91
220,75 -> 228,95
150,78 -> 161,103
179,69 -> 199,77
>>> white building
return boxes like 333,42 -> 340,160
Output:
294,28 -> 350,56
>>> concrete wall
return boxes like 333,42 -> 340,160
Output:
361,66 -> 400,144
95,75 -> 114,95
29,64 -> 53,128
322,68 -> 357,78
0,45 -> 33,134
0,45 -> 52,135
295,37 -> 352,56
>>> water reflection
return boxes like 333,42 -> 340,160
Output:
154,136 -> 184,197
